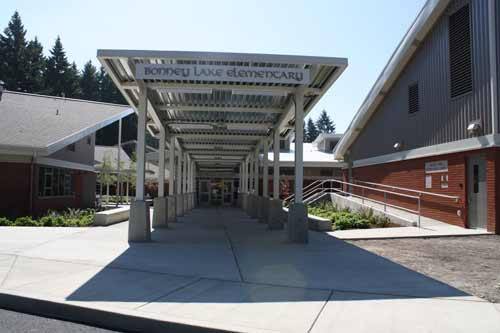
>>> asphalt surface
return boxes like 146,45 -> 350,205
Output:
0,308 -> 122,333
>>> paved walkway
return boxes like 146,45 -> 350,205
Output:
0,208 -> 499,332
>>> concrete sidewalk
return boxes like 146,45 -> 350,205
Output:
0,208 -> 499,332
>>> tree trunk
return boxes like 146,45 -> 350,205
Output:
126,182 -> 129,204
106,183 -> 110,205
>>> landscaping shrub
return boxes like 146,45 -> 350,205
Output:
14,216 -> 39,227
0,217 -> 12,226
0,208 -> 95,227
307,202 -> 396,231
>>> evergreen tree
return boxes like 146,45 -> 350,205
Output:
80,60 -> 99,101
306,118 -> 319,142
67,61 -> 81,98
303,121 -> 307,143
315,110 -> 336,134
0,11 -> 29,91
97,66 -> 126,104
44,36 -> 80,97
25,38 -> 45,93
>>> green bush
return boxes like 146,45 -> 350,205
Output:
1,208 -> 95,228
307,202 -> 396,231
14,216 -> 40,227
0,217 -> 12,226
333,212 -> 370,230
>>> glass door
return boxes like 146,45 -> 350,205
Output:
223,180 -> 233,205
210,179 -> 223,206
199,180 -> 210,206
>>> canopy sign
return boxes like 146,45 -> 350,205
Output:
135,64 -> 310,85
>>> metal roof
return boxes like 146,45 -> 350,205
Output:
98,50 -> 347,173
334,0 -> 449,160
0,91 -> 133,156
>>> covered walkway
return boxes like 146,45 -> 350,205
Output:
1,208 -> 499,332
97,50 -> 347,243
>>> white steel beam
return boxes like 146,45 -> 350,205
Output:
262,139 -> 269,198
273,130 -> 280,199
294,88 -> 305,202
158,126 -> 166,197
168,135 -> 175,196
175,134 -> 267,140
157,105 -> 284,114
135,86 -> 148,200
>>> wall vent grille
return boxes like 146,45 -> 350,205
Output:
449,4 -> 472,98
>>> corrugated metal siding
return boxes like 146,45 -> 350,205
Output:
350,0 -> 492,161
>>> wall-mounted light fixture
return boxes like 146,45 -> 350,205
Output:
467,120 -> 482,136
393,141 -> 403,151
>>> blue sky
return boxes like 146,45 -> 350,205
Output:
1,0 -> 426,132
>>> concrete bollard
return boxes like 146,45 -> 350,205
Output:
152,197 -> 168,228
268,199 -> 285,230
176,194 -> 184,217
288,202 -> 308,243
167,195 -> 176,223
129,200 -> 151,242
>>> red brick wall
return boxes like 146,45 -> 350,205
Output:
0,162 -> 31,218
0,162 -> 97,218
347,148 -> 499,234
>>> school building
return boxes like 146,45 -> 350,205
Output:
334,0 -> 500,234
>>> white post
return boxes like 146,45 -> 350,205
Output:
176,147 -> 182,194
158,126 -> 165,197
249,156 -> 254,193
184,153 -> 188,193
169,136 -> 175,196
129,84 -> 150,242
238,163 -> 243,193
254,148 -> 259,195
135,88 -> 147,200
263,139 -> 269,198
273,130 -> 280,199
116,118 -> 122,206
294,89 -> 305,203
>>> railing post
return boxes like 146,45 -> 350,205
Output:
417,195 -> 421,228
384,192 -> 387,212
362,187 -> 365,204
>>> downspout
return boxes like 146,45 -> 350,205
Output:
489,0 -> 498,135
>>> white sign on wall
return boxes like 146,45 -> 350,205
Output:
425,160 -> 448,174
135,64 -> 310,85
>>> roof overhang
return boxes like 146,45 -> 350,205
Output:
333,0 -> 450,161
97,50 -> 347,173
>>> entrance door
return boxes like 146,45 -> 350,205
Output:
223,180 -> 233,205
199,180 -> 210,206
210,180 -> 223,206
467,155 -> 487,229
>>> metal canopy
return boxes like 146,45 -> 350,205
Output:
97,50 -> 347,174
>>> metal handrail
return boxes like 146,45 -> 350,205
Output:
284,179 -> 323,203
298,178 -> 423,227
353,179 -> 460,201
307,190 -> 416,225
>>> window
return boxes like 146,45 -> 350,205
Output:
408,83 -> 419,114
279,140 -> 286,150
67,143 -> 76,152
473,164 -> 479,193
38,167 -> 73,197
320,169 -> 333,177
449,4 -> 472,98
